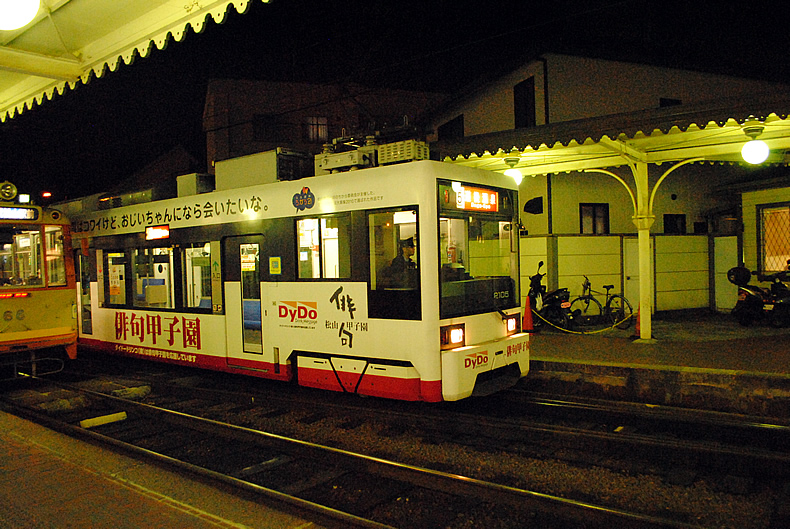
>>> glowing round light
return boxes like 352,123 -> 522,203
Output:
0,0 -> 40,31
504,167 -> 523,185
741,139 -> 769,165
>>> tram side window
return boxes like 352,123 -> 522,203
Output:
105,251 -> 127,305
368,208 -> 421,320
182,243 -> 213,309
132,248 -> 174,309
45,226 -> 67,286
297,215 -> 351,279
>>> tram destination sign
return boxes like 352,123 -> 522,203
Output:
456,185 -> 499,212
439,181 -> 512,215
0,206 -> 38,220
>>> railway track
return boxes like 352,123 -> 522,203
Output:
59,358 -> 790,483
0,376 -> 699,529
15,353 -> 790,527
494,389 -> 790,478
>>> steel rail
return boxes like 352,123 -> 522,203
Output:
134,375 -> 790,471
510,390 -> 790,431
67,369 -> 790,476
5,377 -> 698,529
0,392 -> 390,529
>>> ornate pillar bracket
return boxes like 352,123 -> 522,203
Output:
632,214 -> 655,231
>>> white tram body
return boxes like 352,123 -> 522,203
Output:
69,148 -> 528,401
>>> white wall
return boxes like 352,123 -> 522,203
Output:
655,236 -> 709,310
546,54 -> 787,123
430,61 -> 548,138
544,164 -> 730,236
557,236 -> 622,300
519,174 -> 549,234
428,53 -> 788,140
520,234 -> 722,312
549,173 -> 634,234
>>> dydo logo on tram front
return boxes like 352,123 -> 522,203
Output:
465,351 -> 489,368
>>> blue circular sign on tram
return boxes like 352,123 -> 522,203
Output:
292,187 -> 315,211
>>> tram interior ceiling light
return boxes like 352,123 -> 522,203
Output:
741,121 -> 769,165
0,0 -> 40,31
503,156 -> 523,185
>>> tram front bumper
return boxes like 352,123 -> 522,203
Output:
440,332 -> 530,401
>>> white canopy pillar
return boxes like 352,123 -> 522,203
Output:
631,160 -> 655,340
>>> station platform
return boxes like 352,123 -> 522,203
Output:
0,411 -> 324,529
525,310 -> 790,418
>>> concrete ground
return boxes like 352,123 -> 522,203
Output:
525,310 -> 790,418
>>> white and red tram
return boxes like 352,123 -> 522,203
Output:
68,146 -> 529,401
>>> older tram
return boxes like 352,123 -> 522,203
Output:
66,142 -> 529,401
0,181 -> 76,378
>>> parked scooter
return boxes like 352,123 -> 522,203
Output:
726,260 -> 790,328
527,261 -> 576,330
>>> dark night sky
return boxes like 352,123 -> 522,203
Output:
1,0 -> 789,200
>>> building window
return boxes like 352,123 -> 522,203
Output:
580,203 -> 609,234
304,116 -> 328,143
437,115 -> 464,140
664,214 -> 687,234
758,203 -> 790,272
514,77 -> 536,129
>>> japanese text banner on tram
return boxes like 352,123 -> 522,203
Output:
71,183 -> 388,238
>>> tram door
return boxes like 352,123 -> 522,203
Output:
225,236 -> 265,363
77,251 -> 93,335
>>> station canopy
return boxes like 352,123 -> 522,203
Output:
433,90 -> 790,342
433,91 -> 790,176
0,0 -> 266,122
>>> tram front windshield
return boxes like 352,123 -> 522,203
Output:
438,181 -> 518,319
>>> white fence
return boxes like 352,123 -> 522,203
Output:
520,234 -> 737,313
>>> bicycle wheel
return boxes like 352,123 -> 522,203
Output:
569,295 -> 603,326
607,295 -> 634,330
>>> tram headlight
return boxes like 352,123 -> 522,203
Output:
505,314 -> 520,335
440,323 -> 465,350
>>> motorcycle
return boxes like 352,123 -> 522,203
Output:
527,261 -> 576,330
726,260 -> 790,328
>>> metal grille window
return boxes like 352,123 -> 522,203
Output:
759,203 -> 790,272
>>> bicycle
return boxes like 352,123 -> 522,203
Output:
569,276 -> 634,330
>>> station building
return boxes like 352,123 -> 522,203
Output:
198,53 -> 790,338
